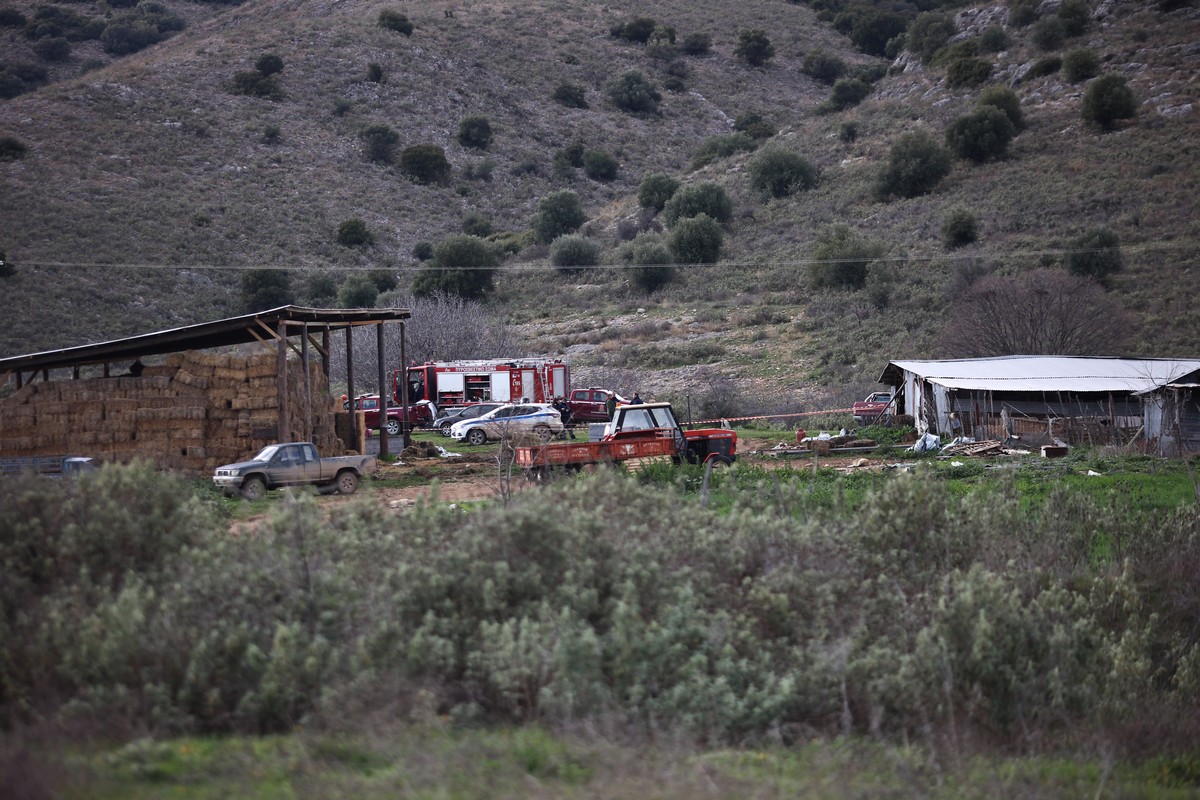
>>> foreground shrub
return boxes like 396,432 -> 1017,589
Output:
34,36 -> 70,61
1082,73 -> 1137,129
638,172 -> 680,212
946,106 -> 1016,162
610,16 -> 657,43
533,190 -> 586,243
662,182 -> 732,228
100,5 -> 184,55
977,25 -> 1008,54
377,9 -> 413,35
606,70 -> 660,114
876,131 -> 952,199
1031,16 -> 1067,51
400,144 -> 451,184
549,234 -> 600,273
413,234 -> 498,299
734,112 -> 776,141
819,78 -> 870,112
680,32 -> 711,55
807,223 -> 885,289
668,213 -> 723,264
1025,55 -> 1062,80
747,148 -> 819,200
1065,227 -> 1123,283
240,268 -> 293,311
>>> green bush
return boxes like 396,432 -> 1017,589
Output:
412,235 -> 498,299
637,173 -> 680,212
400,144 -> 451,184
240,269 -> 293,311
945,57 -> 994,89
662,183 -> 732,228
552,82 -> 588,108
734,29 -> 774,66
691,133 -> 757,168
942,208 -> 978,249
977,25 -> 1008,54
255,53 -> 284,77
231,71 -> 280,99
1062,48 -> 1100,82
734,112 -> 776,141
412,241 -> 434,261
1065,227 -> 1123,283
457,115 -> 493,150
1032,16 -> 1067,51
820,78 -> 871,112
680,32 -> 711,55
619,232 -> 676,291
807,223 -> 885,289
462,211 -> 493,237
747,148 -> 819,201
802,49 -> 847,84
847,8 -> 909,57
338,274 -> 379,308
304,273 -> 338,305
1025,55 -> 1062,80
34,36 -> 70,61
1082,73 -> 1137,129
875,131 -> 952,199
360,124 -> 399,163
0,248 -> 14,279
100,5 -> 184,55
366,62 -> 383,83
977,85 -> 1025,131
549,234 -> 600,273
946,106 -> 1016,162
611,16 -> 656,43
336,218 -> 373,247
533,190 -> 586,244
1058,0 -> 1091,36
377,9 -> 413,35
0,8 -> 26,27
839,120 -> 860,142
0,135 -> 28,161
1008,0 -> 1039,27
668,213 -> 723,264
606,70 -> 660,113
906,12 -> 954,64
582,149 -> 618,181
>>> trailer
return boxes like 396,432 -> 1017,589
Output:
397,358 -> 569,409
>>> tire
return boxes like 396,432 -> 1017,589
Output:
706,455 -> 732,468
240,475 -> 267,501
533,424 -> 553,442
336,470 -> 359,495
466,428 -> 488,446
438,421 -> 453,436
385,418 -> 402,436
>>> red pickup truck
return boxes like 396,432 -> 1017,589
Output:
852,391 -> 894,426
565,387 -> 627,423
344,395 -> 434,435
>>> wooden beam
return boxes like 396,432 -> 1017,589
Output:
302,323 -> 312,442
277,319 -> 289,442
377,322 -> 389,458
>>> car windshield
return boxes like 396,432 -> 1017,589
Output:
253,445 -> 281,462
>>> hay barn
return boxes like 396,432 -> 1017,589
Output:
0,306 -> 411,473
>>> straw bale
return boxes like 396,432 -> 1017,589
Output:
105,398 -> 139,412
140,365 -> 176,378
174,369 -> 209,389
213,366 -> 247,381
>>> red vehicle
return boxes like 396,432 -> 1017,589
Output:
566,387 -> 627,423
515,402 -> 736,479
852,391 -> 894,425
344,394 -> 434,435
397,358 -> 569,409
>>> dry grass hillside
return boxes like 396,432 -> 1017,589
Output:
1,0 -> 1198,408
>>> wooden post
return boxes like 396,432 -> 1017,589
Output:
345,326 -> 355,404
399,320 -> 411,449
377,322 -> 389,458
302,322 -> 312,442
277,319 -> 289,442
321,329 -> 331,380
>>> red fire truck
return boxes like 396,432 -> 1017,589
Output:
395,358 -> 570,409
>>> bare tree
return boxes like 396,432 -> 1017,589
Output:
941,269 -> 1132,357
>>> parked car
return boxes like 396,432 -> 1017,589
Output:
212,442 -> 376,500
344,394 -> 434,435
449,403 -> 563,445
852,391 -> 894,426
432,402 -> 502,435
566,387 -> 627,422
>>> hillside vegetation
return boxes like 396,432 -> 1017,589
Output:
1,0 -> 1198,405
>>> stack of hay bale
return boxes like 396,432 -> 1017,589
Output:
0,351 -> 339,474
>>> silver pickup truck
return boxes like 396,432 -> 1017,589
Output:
212,442 -> 376,500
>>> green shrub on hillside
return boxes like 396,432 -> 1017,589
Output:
807,223 -> 885,289
338,274 -> 379,308
668,213 -> 723,264
1082,73 -> 1137,129
378,9 -> 413,35
734,112 -> 776,141
457,115 -> 493,150
680,32 -> 711,55
845,8 -> 910,57
101,5 -> 184,55
942,208 -> 978,249
413,235 -> 498,300
336,218 -> 373,247
610,16 -> 657,43
638,173 -> 680,211
255,53 -> 284,77
875,131 -> 952,199
692,133 -> 757,168
0,8 -> 26,27
748,148 -> 819,201
802,49 -> 847,84
906,11 -> 954,64
1025,55 -> 1062,80
552,82 -> 588,108
360,124 -> 399,163
1065,227 -> 1123,283
1009,0 -> 1039,28
461,211 -> 493,237
533,190 -> 586,244
662,183 -> 732,228
818,77 -> 871,112
946,106 -> 1016,162
550,234 -> 600,273
400,144 -> 451,184
1058,0 -> 1091,36
34,36 -> 70,61
240,269 -> 293,311
735,29 -> 774,66
1062,48 -> 1100,82
412,241 -> 434,261
366,62 -> 383,82
619,232 -> 676,291
977,85 -> 1025,131
0,135 -> 28,161
0,248 -> 14,279
606,70 -> 660,113
1034,16 -> 1068,51
582,149 -> 618,181
977,25 -> 1008,54
945,57 -> 993,88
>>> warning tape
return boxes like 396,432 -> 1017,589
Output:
688,408 -> 856,427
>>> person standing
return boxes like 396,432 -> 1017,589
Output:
605,392 -> 618,420
631,391 -> 643,405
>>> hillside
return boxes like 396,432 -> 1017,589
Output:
1,0 -> 1198,408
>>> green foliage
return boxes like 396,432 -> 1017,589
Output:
232,70 -> 281,99
254,53 -> 284,77
551,82 -> 588,108
669,213 -> 723,265
549,234 -> 600,273
582,149 -> 618,181
461,211 -> 493,237
807,223 -> 885,289
367,269 -> 397,293
875,131 -> 952,199
400,144 -> 451,184
360,124 -> 399,164
1009,0 -> 1039,28
0,135 -> 28,161
0,8 -> 26,27
303,273 -> 338,305
611,16 -> 657,43
1065,227 -> 1123,283
1058,0 -> 1091,36
412,234 -> 498,300
0,248 -> 13,279
802,49 -> 847,84
377,9 -> 413,35
946,106 -> 1017,162
412,241 -> 434,261
605,70 -> 660,114
533,190 -> 586,244
1032,16 -> 1067,51
366,62 -> 383,83
457,115 -> 493,150
260,124 -> 281,145
619,232 -> 676,292
101,4 -> 184,56
839,120 -> 860,142
977,85 -> 1025,131
734,29 -> 774,66
1062,47 -> 1100,82
977,25 -> 1008,54
662,183 -> 732,229
338,274 -> 379,308
945,57 -> 994,88
734,112 -> 776,141
34,36 -> 71,61
240,269 -> 292,311
336,218 -> 373,248
637,172 -> 680,212
942,208 -> 978,249
692,133 -> 757,168
1025,55 -> 1063,80
680,32 -> 711,55
819,78 -> 870,112
1082,73 -> 1137,129
847,8 -> 910,57
906,12 -> 955,64
747,147 -> 819,201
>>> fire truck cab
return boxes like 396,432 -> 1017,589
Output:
398,358 -> 570,409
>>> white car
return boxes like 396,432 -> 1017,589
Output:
449,403 -> 563,445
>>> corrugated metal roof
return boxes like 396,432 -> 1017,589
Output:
880,356 -> 1200,394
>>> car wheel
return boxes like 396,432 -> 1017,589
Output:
533,424 -> 553,442
240,476 -> 267,501
385,418 -> 402,436
336,470 -> 359,495
438,421 -> 452,436
466,428 -> 488,446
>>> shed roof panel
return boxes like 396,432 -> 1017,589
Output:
881,356 -> 1200,394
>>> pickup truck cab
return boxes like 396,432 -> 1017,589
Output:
567,388 -> 627,422
852,391 -> 894,425
345,394 -> 434,435
212,442 -> 376,500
